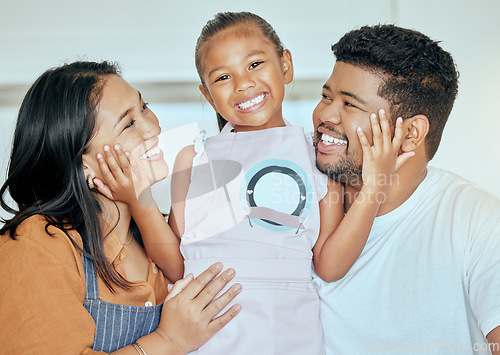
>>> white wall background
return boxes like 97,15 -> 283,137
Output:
1,0 -> 499,218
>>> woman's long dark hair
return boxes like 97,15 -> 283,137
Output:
0,61 -> 135,291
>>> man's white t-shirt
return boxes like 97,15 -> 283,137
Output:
313,167 -> 500,354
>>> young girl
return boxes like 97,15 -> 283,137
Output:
95,12 -> 413,354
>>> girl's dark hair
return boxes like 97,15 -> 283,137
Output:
0,61 -> 136,292
332,24 -> 459,160
195,11 -> 285,131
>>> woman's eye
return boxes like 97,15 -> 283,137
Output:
345,101 -> 356,108
249,61 -> 263,69
124,119 -> 136,129
142,102 -> 149,112
215,75 -> 230,82
321,93 -> 331,101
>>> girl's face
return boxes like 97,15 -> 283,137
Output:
199,26 -> 293,132
83,75 -> 169,192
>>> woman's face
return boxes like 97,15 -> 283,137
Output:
83,75 -> 168,193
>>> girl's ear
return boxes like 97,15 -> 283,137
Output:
400,114 -> 429,153
199,84 -> 217,111
282,49 -> 294,84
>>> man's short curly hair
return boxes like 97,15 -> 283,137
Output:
333,24 -> 459,160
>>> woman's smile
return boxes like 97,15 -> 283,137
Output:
86,75 -> 169,187
140,143 -> 164,161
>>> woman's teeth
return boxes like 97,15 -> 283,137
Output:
237,94 -> 265,110
321,133 -> 347,146
140,146 -> 161,159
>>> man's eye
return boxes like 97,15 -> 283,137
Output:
124,119 -> 135,129
321,93 -> 331,101
215,75 -> 230,82
142,102 -> 149,112
345,101 -> 356,108
249,61 -> 263,69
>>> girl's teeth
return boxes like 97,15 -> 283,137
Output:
238,94 -> 265,110
141,146 -> 161,159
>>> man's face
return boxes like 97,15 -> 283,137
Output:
313,62 -> 391,186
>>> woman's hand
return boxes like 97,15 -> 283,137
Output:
356,109 -> 414,194
155,263 -> 242,354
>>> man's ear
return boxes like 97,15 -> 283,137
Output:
199,84 -> 217,112
401,114 -> 429,152
282,49 -> 294,84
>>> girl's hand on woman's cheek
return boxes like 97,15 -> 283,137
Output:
93,144 -> 139,206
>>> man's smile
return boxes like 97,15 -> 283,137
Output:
316,124 -> 349,154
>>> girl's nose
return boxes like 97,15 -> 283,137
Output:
235,72 -> 255,93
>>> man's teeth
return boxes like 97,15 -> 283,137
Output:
321,133 -> 347,146
237,94 -> 265,110
140,146 -> 161,159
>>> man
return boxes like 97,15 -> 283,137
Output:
312,24 -> 500,354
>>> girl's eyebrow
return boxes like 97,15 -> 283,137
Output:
208,65 -> 225,78
207,50 -> 267,78
245,50 -> 265,59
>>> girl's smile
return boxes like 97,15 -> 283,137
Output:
198,26 -> 293,132
234,92 -> 268,112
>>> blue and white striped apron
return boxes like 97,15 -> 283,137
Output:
82,254 -> 163,353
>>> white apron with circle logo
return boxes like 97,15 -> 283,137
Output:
181,122 -> 327,355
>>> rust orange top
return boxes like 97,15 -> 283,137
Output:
0,214 -> 171,354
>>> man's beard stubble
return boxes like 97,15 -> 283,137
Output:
314,123 -> 364,186
315,152 -> 363,186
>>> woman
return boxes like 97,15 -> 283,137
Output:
0,61 -> 241,354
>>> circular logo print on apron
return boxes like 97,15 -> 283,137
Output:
241,159 -> 312,232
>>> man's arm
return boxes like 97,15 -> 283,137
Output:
487,327 -> 500,354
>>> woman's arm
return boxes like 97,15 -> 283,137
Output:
0,219 -> 241,354
94,144 -> 183,281
113,263 -> 242,355
313,110 -> 414,282
0,218 -> 107,354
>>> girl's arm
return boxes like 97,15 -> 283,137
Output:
167,145 -> 196,238
94,144 -> 183,282
313,110 -> 414,282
